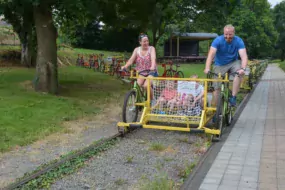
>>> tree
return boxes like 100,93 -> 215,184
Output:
1,0 -> 99,94
273,1 -> 285,60
0,0 -> 36,67
227,0 -> 277,58
189,0 -> 241,33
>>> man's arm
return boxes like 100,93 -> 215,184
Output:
238,48 -> 248,69
204,47 -> 217,73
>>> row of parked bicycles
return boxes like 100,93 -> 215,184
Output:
240,59 -> 268,92
76,54 -> 185,83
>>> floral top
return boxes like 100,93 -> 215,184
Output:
135,46 -> 157,76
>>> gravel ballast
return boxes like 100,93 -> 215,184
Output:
52,128 -> 209,190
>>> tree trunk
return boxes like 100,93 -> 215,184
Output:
21,42 -> 30,66
152,28 -> 158,47
281,49 -> 285,61
33,4 -> 58,94
21,29 -> 36,67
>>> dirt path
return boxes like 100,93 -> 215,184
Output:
0,103 -> 121,188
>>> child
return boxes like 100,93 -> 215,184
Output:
152,80 -> 179,113
181,75 -> 204,116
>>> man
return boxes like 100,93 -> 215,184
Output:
204,24 -> 248,106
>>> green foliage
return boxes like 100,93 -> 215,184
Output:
273,1 -> 285,60
149,143 -> 166,151
0,56 -> 128,152
278,61 -> 285,71
15,138 -> 118,189
141,174 -> 175,190
189,0 -> 240,33
226,1 -> 278,59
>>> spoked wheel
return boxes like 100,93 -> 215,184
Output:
122,90 -> 139,123
212,93 -> 225,142
175,71 -> 184,78
248,73 -> 253,90
225,101 -> 233,126
94,62 -> 99,71
165,69 -> 173,77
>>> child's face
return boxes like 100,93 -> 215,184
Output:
166,81 -> 175,89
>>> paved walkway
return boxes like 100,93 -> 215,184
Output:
199,64 -> 285,190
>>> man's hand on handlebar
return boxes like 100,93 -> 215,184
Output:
237,69 -> 245,76
204,68 -> 210,74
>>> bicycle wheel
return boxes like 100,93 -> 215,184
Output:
109,65 -> 115,76
122,90 -> 139,123
225,87 -> 233,126
94,62 -> 99,71
116,67 -> 122,79
100,63 -> 105,73
212,91 -> 225,142
165,69 -> 173,77
248,73 -> 253,89
175,71 -> 184,78
225,100 -> 233,126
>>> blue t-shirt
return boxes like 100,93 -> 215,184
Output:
211,35 -> 245,66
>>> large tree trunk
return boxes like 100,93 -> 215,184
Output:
21,36 -> 33,67
33,4 -> 58,94
152,28 -> 158,47
21,29 -> 36,67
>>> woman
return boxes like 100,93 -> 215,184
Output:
121,33 -> 158,89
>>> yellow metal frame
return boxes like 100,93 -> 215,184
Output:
117,71 -> 230,136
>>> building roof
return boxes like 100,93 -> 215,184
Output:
171,32 -> 218,40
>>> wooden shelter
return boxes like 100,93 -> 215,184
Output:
162,32 -> 218,62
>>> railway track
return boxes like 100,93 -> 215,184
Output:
3,80 -> 261,190
3,133 -> 122,190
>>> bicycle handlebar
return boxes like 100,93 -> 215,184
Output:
207,71 -> 240,78
118,69 -> 156,77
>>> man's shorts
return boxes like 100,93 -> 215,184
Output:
212,60 -> 241,90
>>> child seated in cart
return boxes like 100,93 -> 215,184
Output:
177,74 -> 204,116
152,80 -> 180,113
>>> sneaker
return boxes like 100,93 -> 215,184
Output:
212,116 -> 216,123
229,96 -> 237,107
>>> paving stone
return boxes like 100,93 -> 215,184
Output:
199,183 -> 218,190
199,65 -> 285,190
218,184 -> 238,190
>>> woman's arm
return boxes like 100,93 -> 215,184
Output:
150,46 -> 156,70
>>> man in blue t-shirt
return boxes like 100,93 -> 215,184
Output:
204,24 -> 248,106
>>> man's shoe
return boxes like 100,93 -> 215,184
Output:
229,96 -> 237,107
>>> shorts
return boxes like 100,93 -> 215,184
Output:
212,60 -> 241,90
140,71 -> 159,77
149,71 -> 159,77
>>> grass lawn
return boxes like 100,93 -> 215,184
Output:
0,66 -> 129,153
157,63 -> 206,78
278,60 -> 285,72
0,45 -> 206,153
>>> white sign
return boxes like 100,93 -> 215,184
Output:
105,57 -> 113,64
177,81 -> 196,97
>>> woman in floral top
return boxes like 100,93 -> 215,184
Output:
121,33 -> 158,90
